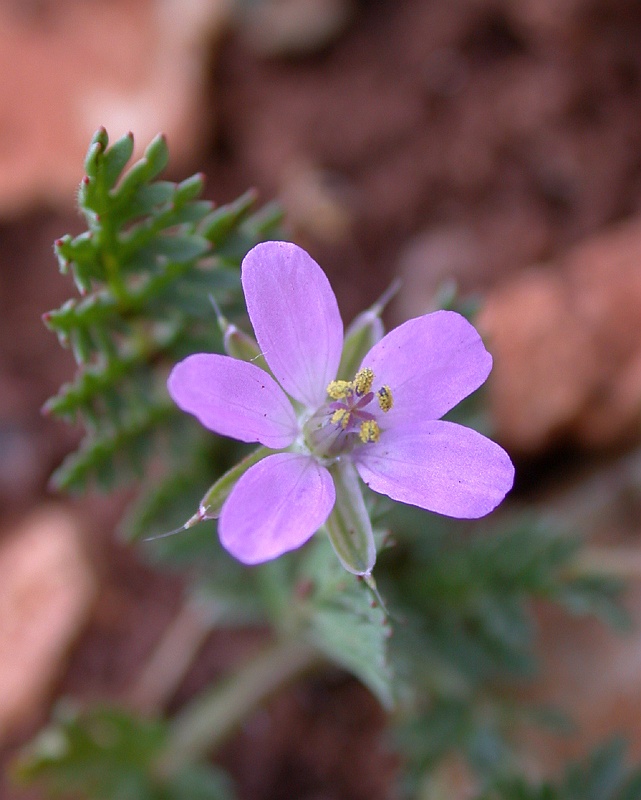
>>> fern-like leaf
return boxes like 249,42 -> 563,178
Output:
44,128 -> 282,492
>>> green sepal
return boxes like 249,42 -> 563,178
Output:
223,323 -> 266,366
207,293 -> 270,371
220,321 -> 272,375
209,299 -> 260,363
198,446 -> 275,519
325,459 -> 376,575
337,279 -> 400,380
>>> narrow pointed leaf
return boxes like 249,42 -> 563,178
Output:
102,132 -> 135,190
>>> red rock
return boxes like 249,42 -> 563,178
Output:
0,0 -> 231,216
240,0 -> 355,57
0,506 -> 96,741
479,217 -> 641,454
519,584 -> 641,775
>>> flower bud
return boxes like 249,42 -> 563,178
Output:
210,293 -> 269,371
325,459 -> 376,575
223,322 -> 263,363
337,279 -> 400,380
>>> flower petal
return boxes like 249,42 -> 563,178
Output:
219,453 -> 335,564
361,310 -> 493,423
242,241 -> 343,408
355,420 -> 514,518
168,353 -> 298,448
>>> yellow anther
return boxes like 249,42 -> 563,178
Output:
377,385 -> 393,412
353,367 -> 374,395
331,408 -> 351,429
359,419 -> 380,443
327,380 -> 351,400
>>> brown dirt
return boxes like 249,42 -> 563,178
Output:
2,0 -> 641,798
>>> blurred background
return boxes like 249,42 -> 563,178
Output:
1,0 -> 641,797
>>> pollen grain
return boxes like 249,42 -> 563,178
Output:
377,385 -> 393,412
353,367 -> 374,395
359,419 -> 380,443
326,380 -> 351,400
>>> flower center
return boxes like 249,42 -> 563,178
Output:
303,367 -> 393,460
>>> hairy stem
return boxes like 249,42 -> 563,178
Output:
127,598 -> 214,714
155,638 -> 322,776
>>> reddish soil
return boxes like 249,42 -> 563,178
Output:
2,1 -> 641,798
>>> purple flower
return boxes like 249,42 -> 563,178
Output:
168,241 -> 514,569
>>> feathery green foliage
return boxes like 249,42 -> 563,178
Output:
476,739 -> 641,800
376,508 -> 626,791
43,128 -> 281,494
13,705 -> 235,800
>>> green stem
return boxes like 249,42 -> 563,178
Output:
155,638 -> 322,777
